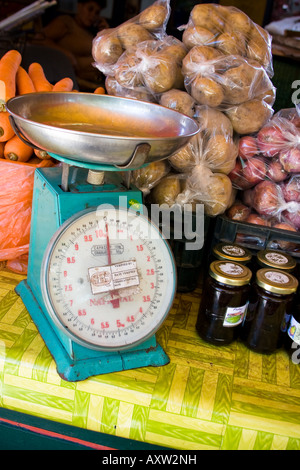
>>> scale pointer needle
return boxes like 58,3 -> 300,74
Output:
105,222 -> 120,309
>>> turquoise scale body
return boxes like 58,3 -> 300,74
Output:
15,165 -> 170,382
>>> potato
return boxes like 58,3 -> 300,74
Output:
164,41 -> 187,64
190,4 -> 225,34
92,30 -> 124,66
204,134 -> 238,174
117,23 -> 153,49
182,45 -> 222,77
203,172 -> 233,216
222,62 -> 257,105
215,31 -> 246,56
247,38 -> 270,69
114,51 -> 143,88
224,10 -> 251,36
196,106 -> 233,137
245,62 -> 276,105
190,76 -> 224,107
247,24 -> 271,69
159,89 -> 196,117
143,52 -> 178,93
173,64 -> 185,89
249,24 -> 270,46
150,175 -> 182,206
182,26 -> 216,49
132,160 -> 170,193
257,86 -> 276,106
168,141 -> 197,172
138,3 -> 169,32
105,75 -> 119,95
225,100 -> 273,135
181,165 -> 233,216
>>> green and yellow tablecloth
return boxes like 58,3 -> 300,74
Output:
0,268 -> 300,450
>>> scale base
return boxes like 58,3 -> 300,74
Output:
16,280 -> 170,382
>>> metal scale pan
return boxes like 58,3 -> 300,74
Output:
6,92 -> 199,381
6,92 -> 199,168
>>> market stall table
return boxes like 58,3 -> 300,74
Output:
0,268 -> 300,450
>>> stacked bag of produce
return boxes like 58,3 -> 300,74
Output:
92,1 -> 276,217
227,106 -> 300,234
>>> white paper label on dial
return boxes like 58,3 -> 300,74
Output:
89,260 -> 140,294
42,207 -> 176,351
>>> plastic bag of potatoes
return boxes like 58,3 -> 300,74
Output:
149,167 -> 235,217
179,3 -> 273,78
182,49 -> 275,134
169,108 -> 238,175
149,116 -> 236,216
112,36 -> 186,95
92,0 -> 171,76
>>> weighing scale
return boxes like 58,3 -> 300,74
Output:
7,92 -> 199,382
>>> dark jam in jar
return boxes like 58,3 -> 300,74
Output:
196,260 -> 252,346
241,269 -> 298,354
212,243 -> 252,265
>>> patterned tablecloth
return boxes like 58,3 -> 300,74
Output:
0,269 -> 300,450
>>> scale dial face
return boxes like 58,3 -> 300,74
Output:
41,207 -> 176,351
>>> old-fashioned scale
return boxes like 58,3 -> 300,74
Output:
7,92 -> 198,381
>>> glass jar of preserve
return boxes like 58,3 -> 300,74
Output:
212,242 -> 252,265
241,269 -> 298,354
254,251 -> 298,344
196,260 -> 252,346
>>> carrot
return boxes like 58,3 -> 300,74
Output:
16,66 -> 36,95
4,134 -> 33,162
94,86 -> 105,95
34,148 -> 52,160
0,49 -> 22,110
0,141 -> 5,158
0,111 -> 15,142
52,77 -> 73,92
28,62 -> 53,92
27,156 -> 55,167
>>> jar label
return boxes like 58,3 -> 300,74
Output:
223,303 -> 248,327
288,316 -> 300,345
222,245 -> 245,257
280,313 -> 291,333
265,271 -> 290,284
265,252 -> 289,265
219,262 -> 244,276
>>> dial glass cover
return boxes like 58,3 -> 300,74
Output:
41,207 -> 176,351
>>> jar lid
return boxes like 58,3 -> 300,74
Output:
209,260 -> 252,286
213,242 -> 252,263
257,249 -> 296,271
256,268 -> 299,295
